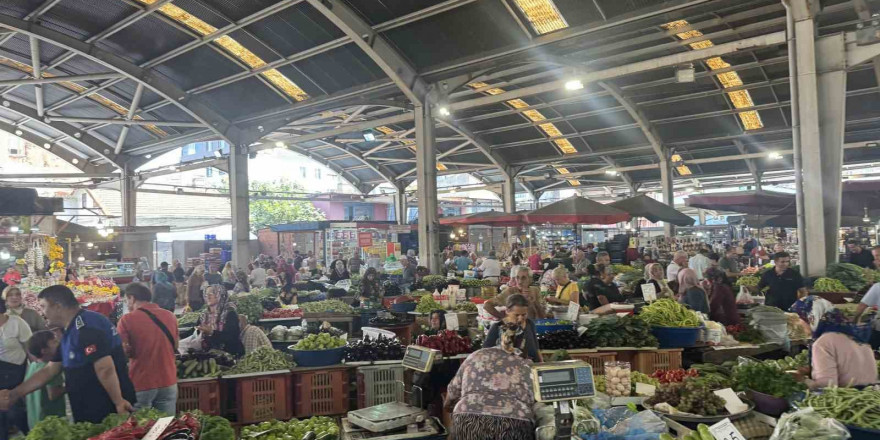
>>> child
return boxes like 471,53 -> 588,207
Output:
25,330 -> 66,429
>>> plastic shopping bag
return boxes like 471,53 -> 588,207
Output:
178,329 -> 203,354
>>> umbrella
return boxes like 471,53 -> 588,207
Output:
609,195 -> 695,226
524,196 -> 630,225
684,190 -> 796,215
734,214 -> 870,228
438,210 -> 526,226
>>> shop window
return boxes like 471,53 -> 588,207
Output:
315,168 -> 321,179
186,144 -> 196,155
300,167 -> 307,178
206,168 -> 213,177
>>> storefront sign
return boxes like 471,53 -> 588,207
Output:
358,232 -> 373,247
387,242 -> 396,257
389,225 -> 411,234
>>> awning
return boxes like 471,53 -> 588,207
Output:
732,214 -> 870,228
685,190 -> 796,215
438,210 -> 526,226
609,195 -> 695,226
524,196 -> 630,225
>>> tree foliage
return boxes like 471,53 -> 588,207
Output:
248,180 -> 325,233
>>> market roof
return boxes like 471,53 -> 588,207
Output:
0,0 -> 878,198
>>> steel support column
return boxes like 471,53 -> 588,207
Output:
120,164 -> 136,227
229,145 -> 251,269
414,105 -> 439,273
502,173 -> 517,243
394,185 -> 408,226
660,159 -> 675,237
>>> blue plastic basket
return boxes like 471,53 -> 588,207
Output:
390,302 -> 417,313
650,326 -> 701,348
534,319 -> 576,335
290,346 -> 346,367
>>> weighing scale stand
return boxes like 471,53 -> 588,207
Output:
553,401 -> 574,440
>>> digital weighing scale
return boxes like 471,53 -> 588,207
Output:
531,361 -> 596,440
344,346 -> 442,439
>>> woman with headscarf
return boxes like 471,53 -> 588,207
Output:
232,270 -> 250,295
677,268 -> 709,314
1,287 -> 45,332
633,263 -> 674,300
197,285 -> 244,357
151,272 -> 176,312
186,265 -> 206,310
359,267 -> 383,305
445,320 -> 536,440
704,267 -> 740,326
328,260 -> 350,283
265,269 -> 280,288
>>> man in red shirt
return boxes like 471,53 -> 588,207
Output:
117,283 -> 179,415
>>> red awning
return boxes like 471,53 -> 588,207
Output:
524,196 -> 630,225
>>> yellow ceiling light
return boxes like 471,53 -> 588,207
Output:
0,58 -> 167,137
135,0 -> 308,101
467,82 -> 505,95
375,126 -> 396,135
512,0 -> 569,35
436,163 -> 448,171
670,153 -> 693,176
553,166 -> 580,186
662,20 -> 763,130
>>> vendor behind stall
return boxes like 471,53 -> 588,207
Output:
196,285 -> 244,357
546,266 -> 579,306
359,268 -> 384,304
486,268 -> 545,320
758,252 -> 805,310
483,294 -> 541,363
328,260 -> 350,283
633,263 -> 673,301
583,264 -> 624,309
478,251 -> 501,285
445,322 -> 535,440
677,268 -> 709,314
704,267 -> 740,326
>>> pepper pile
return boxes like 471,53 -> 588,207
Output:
262,308 -> 303,319
224,347 -> 294,375
416,330 -> 472,356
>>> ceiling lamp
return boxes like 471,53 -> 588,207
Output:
438,107 -> 451,117
86,242 -> 94,248
605,170 -> 618,176
768,152 -> 783,160
77,254 -> 85,262
362,130 -> 376,142
512,0 -> 569,35
675,64 -> 695,83
864,207 -> 871,223
274,141 -> 285,148
564,79 -> 584,91
9,226 -> 18,233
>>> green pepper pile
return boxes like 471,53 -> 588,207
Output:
638,298 -> 700,327
241,416 -> 339,439
800,387 -> 880,430
225,347 -> 294,375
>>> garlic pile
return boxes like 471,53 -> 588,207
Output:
603,362 -> 632,397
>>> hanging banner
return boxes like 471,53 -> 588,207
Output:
358,232 -> 373,248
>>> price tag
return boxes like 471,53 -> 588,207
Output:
142,416 -> 175,440
640,283 -> 657,302
566,301 -> 579,321
447,272 -> 456,279
446,313 -> 460,330
713,388 -> 749,415
635,382 -> 656,396
708,418 -> 746,440
577,326 -> 588,337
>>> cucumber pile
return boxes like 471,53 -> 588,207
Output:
176,350 -> 236,379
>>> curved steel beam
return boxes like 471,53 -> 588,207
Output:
3,99 -> 128,168
0,15 -> 245,146
596,83 -> 665,160
0,118 -> 114,174
285,130 -> 398,186
305,0 -> 511,178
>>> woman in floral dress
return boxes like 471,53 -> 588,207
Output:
444,322 -> 535,440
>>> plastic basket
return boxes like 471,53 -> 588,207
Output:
227,372 -> 292,424
632,349 -> 683,374
534,318 -> 576,335
292,368 -> 350,417
356,365 -> 406,408
391,302 -> 417,313
176,378 -> 220,416
290,346 -> 346,367
570,352 -> 616,375
650,326 -> 701,348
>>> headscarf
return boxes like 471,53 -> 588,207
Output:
201,285 -> 236,332
360,267 -> 383,298
789,295 -> 834,332
644,263 -> 662,282
677,268 -> 699,295
811,308 -> 869,342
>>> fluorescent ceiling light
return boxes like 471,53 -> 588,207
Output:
274,141 -> 286,148
362,130 -> 376,142
438,107 -> 450,117
605,170 -> 618,176
564,79 -> 584,91
768,152 -> 783,160
513,0 -> 569,35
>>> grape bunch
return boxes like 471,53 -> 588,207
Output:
646,382 -> 683,408
646,380 -> 727,416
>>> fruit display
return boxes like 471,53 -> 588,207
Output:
579,315 -> 658,348
611,264 -> 638,275
799,387 -> 880,430
176,350 -> 236,379
732,361 -> 805,398
604,362 -> 632,397
826,263 -> 867,291
262,308 -> 303,319
268,325 -> 304,342
292,333 -> 346,350
650,368 -> 699,384
66,279 -> 120,297
735,275 -> 759,288
420,275 -> 448,292
454,302 -> 477,313
225,347 -> 294,375
241,416 -> 339,439
415,294 -> 443,314
631,371 -> 660,394
416,330 -> 472,356
298,299 -> 355,314
344,335 -> 405,362
646,379 -> 727,416
459,278 -> 492,288
178,311 -> 201,327
639,298 -> 700,327
813,277 -> 849,293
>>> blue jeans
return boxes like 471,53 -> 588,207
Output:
135,384 -> 178,416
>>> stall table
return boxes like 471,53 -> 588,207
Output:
684,339 -> 809,365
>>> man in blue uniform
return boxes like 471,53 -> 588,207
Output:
0,285 -> 135,423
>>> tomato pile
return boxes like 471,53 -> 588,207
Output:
725,324 -> 745,334
651,368 -> 699,384
416,330 -> 472,356
262,308 -> 303,319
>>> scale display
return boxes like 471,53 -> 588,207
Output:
532,361 -> 596,402
401,345 -> 438,373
